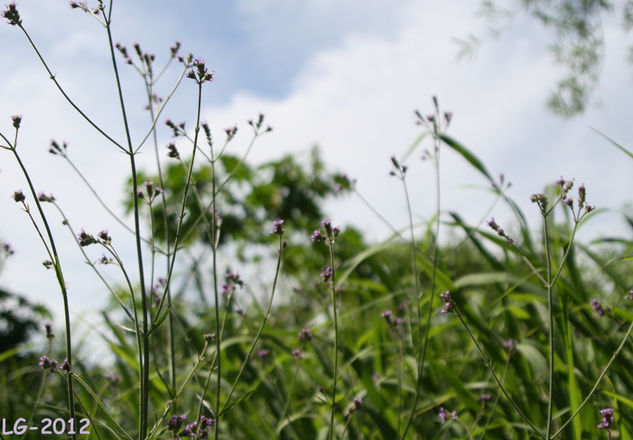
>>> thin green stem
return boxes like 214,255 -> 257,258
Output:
103,8 -> 150,437
327,240 -> 339,440
544,214 -> 555,439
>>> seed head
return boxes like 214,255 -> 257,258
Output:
12,190 -> 25,203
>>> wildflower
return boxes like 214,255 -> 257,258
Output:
38,355 -> 58,370
439,291 -> 452,314
12,190 -> 25,203
166,414 -> 186,434
11,115 -> 21,129
591,299 -> 605,318
381,309 -> 392,319
2,2 -> 21,26
480,393 -> 491,402
503,339 -> 517,351
42,260 -> 53,269
348,397 -> 363,414
320,265 -> 333,283
97,230 -> 111,243
298,327 -> 313,342
530,193 -> 548,212
311,229 -> 324,242
271,219 -> 285,236
59,358 -> 71,372
438,407 -> 457,425
49,140 -> 68,156
292,348 -> 303,360
487,217 -> 499,232
629,290 -> 633,300
225,126 -> 238,142
37,193 -> 55,203
257,349 -> 269,359
203,333 -> 215,343
222,270 -> 244,298
187,58 -> 214,84
170,41 -> 181,58
78,230 -> 98,247
563,198 -> 573,207
597,408 -> 614,429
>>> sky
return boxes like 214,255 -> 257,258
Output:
1,1 -> 633,330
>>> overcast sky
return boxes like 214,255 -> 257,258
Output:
1,1 -> 633,326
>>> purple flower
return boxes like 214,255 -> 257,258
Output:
257,349 -> 269,359
320,265 -> 333,283
271,219 -> 285,236
2,2 -> 21,25
597,407 -> 614,429
438,407 -> 457,424
292,348 -> 303,360
166,414 -> 186,433
38,355 -> 58,370
591,299 -> 605,318
480,393 -> 491,402
298,327 -> 313,342
439,291 -> 452,314
11,114 -> 21,128
380,309 -> 392,319
311,229 -> 324,242
503,339 -> 517,351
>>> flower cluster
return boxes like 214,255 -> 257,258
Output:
439,291 -> 452,314
320,265 -> 333,283
78,229 -> 111,247
49,140 -> 68,156
503,338 -> 517,351
138,181 -> 163,203
486,217 -> 514,244
11,115 -> 21,129
388,155 -> 408,178
591,299 -> 608,318
291,348 -> 303,360
298,327 -> 313,343
381,309 -> 404,335
311,219 -> 341,244
247,113 -> 272,135
187,58 -> 214,84
597,408 -> 614,430
38,355 -> 58,370
348,397 -> 363,415
415,96 -> 452,135
222,270 -> 244,298
438,407 -> 457,425
271,219 -> 285,236
166,414 -> 213,439
2,2 -> 21,26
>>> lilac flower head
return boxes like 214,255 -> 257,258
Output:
503,339 -> 517,351
166,414 -> 186,433
271,219 -> 285,236
597,407 -> 614,429
38,355 -> 58,370
298,327 -> 313,342
320,265 -> 333,283
257,349 -> 269,359
311,229 -> 325,242
439,291 -> 452,314
438,407 -> 457,424
591,299 -> 605,318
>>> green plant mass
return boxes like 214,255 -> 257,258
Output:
2,2 -> 633,440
